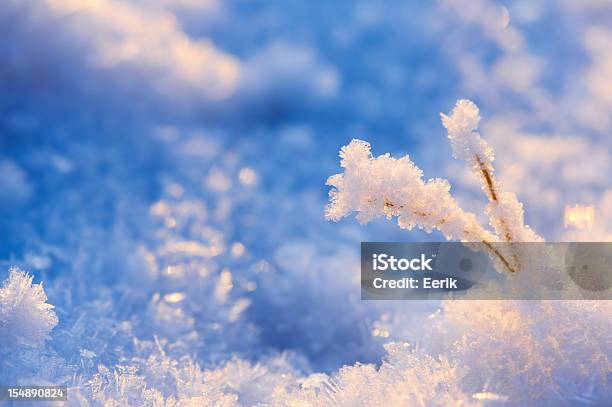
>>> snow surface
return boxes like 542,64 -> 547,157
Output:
1,0 -> 611,405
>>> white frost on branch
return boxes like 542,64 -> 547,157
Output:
0,267 -> 58,350
326,100 -> 543,273
325,139 -> 497,243
440,99 -> 491,163
441,100 -> 543,242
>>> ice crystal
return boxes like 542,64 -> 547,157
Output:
0,267 -> 58,350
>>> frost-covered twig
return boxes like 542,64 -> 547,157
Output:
441,100 -> 543,243
325,139 -> 496,243
326,100 -> 543,273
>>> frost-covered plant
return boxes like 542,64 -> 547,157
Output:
440,100 -> 542,244
324,100 -> 611,404
0,267 -> 58,350
326,99 -> 542,272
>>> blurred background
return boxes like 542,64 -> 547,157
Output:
0,0 -> 611,403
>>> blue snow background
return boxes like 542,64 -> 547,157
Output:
1,0 -> 611,405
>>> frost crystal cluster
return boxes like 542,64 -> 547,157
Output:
0,267 -> 58,350
326,139 -> 497,243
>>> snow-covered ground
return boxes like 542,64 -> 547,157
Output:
1,1 -> 611,405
